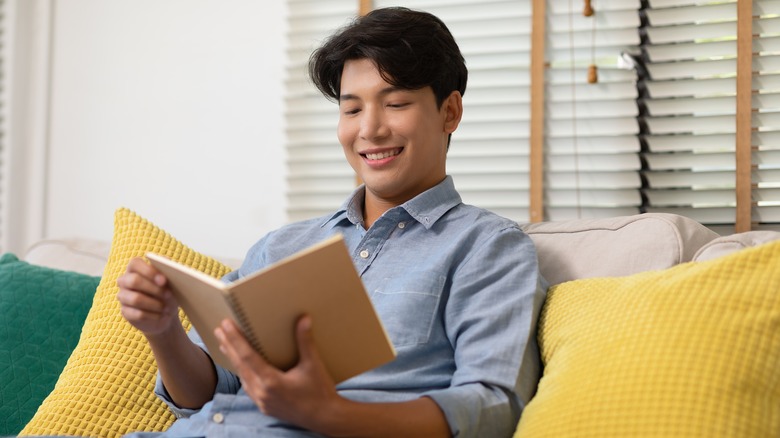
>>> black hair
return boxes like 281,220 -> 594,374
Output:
308,7 -> 467,108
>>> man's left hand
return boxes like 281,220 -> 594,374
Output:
214,315 -> 342,429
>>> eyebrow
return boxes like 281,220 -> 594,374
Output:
339,86 -> 408,102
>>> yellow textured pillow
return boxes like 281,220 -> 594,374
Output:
21,208 -> 232,438
515,239 -> 780,437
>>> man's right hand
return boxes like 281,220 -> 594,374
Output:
116,257 -> 218,409
116,257 -> 181,337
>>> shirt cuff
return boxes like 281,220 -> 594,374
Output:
424,383 -> 520,438
154,328 -> 242,418
153,374 -> 202,419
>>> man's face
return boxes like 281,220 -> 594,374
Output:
337,58 -> 461,207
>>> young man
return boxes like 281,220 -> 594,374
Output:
118,7 -> 546,437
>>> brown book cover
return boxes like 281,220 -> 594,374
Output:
146,234 -> 396,383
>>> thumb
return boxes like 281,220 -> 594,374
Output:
295,315 -> 335,385
296,314 -> 318,362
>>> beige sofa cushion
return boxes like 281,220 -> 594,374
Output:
693,230 -> 780,262
23,238 -> 242,276
23,239 -> 111,277
521,213 -> 719,286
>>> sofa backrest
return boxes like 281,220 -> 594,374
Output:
24,239 -> 111,277
25,214 -> 780,287
23,239 -> 241,276
521,213 -> 720,286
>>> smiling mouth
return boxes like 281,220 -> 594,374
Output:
363,148 -> 403,161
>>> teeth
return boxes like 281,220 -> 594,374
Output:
365,149 -> 400,160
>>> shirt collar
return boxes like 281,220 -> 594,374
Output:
321,175 -> 462,230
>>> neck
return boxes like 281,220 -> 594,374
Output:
360,177 -> 447,228
362,195 -> 396,229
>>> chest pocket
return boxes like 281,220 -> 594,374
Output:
370,272 -> 445,348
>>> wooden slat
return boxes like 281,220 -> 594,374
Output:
735,0 -> 753,232
359,0 -> 372,16
529,0 -> 546,222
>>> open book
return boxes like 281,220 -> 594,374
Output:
146,235 -> 396,384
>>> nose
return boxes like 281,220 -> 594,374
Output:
359,105 -> 389,141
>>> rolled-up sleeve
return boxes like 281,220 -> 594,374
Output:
154,326 -> 242,418
424,227 -> 547,437
155,241 -> 268,418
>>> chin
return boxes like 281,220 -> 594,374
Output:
364,181 -> 402,197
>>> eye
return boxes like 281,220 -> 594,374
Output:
387,102 -> 410,109
342,107 -> 361,116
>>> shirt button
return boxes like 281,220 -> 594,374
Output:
398,222 -> 405,229
212,412 -> 225,424
360,249 -> 370,258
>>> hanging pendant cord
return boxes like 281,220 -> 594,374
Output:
569,0 -> 583,218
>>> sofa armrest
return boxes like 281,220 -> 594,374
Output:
522,213 -> 720,286
693,230 -> 780,262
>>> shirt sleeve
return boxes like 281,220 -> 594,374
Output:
154,326 -> 243,418
423,226 -> 547,437
155,239 -> 271,418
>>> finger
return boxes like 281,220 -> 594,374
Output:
116,287 -> 169,314
215,321 -> 276,411
294,316 -> 331,384
117,272 -> 167,297
215,319 -> 274,376
127,257 -> 168,287
295,315 -> 317,363
116,272 -> 175,315
119,302 -> 169,323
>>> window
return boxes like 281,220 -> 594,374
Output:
285,0 -> 358,223
639,0 -> 780,233
284,0 -> 643,223
284,0 -> 780,232
376,0 -> 534,220
542,0 -> 642,220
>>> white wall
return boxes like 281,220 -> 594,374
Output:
36,1 -> 287,261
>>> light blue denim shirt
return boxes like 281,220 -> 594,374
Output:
147,176 -> 547,438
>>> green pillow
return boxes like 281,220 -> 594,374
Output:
0,253 -> 100,435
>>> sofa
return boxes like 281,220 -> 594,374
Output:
2,208 -> 779,437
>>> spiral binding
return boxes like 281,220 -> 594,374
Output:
227,294 -> 269,362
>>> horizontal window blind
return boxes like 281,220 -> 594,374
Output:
375,0 -> 533,221
640,0 -> 780,227
285,0 -> 358,223
543,0 -> 642,220
287,1 -> 778,229
283,0 -> 643,224
284,0 -> 538,222
304,0 -> 643,223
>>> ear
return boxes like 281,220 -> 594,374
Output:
442,91 -> 463,134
